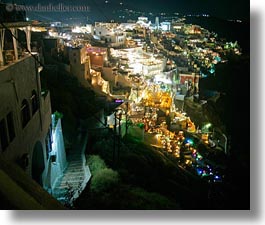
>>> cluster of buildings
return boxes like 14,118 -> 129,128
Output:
156,19 -> 241,78
0,2 -> 234,208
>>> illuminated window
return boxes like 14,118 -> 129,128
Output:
21,99 -> 30,128
31,90 -> 39,115
7,112 -> 15,142
0,118 -> 8,151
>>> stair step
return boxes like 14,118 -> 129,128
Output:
58,185 -> 82,190
53,189 -> 68,196
61,175 -> 83,179
66,165 -> 83,169
66,169 -> 83,172
66,168 -> 83,172
60,178 -> 84,184
64,169 -> 83,173
67,163 -> 83,167
51,132 -> 91,205
61,178 -> 83,183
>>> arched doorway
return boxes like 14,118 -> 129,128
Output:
32,141 -> 45,186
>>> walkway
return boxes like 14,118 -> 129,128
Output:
52,131 -> 91,207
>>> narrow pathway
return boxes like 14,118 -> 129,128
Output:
52,131 -> 91,207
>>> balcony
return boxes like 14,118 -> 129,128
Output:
0,51 -> 42,73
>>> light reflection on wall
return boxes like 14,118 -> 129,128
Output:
43,114 -> 67,193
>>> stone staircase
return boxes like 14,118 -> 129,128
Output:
52,131 -> 91,207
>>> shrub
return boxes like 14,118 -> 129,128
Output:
90,168 -> 120,193
87,155 -> 107,176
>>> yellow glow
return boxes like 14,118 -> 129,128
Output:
31,27 -> 47,32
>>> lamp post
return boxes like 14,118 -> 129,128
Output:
117,111 -> 122,163
125,101 -> 129,136
113,109 -> 122,165
202,123 -> 212,133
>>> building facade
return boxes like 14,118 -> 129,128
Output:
0,21 -> 67,193
94,22 -> 126,47
69,46 -> 91,87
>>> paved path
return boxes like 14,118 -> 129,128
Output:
52,131 -> 91,207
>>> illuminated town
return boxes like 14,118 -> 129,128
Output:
0,1 -> 250,210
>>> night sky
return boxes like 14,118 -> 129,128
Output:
121,0 -> 249,20
12,0 -> 249,22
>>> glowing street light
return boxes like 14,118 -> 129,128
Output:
205,123 -> 212,129
201,122 -> 212,135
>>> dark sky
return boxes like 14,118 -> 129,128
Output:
123,0 -> 249,20
13,0 -> 250,21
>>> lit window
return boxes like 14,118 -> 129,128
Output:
21,99 -> 30,128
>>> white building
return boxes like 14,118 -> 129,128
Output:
161,22 -> 171,32
94,22 -> 126,47
142,58 -> 166,76
137,17 -> 151,28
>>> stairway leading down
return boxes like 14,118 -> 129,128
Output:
52,131 -> 91,207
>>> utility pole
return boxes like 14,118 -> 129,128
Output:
125,101 -> 129,136
113,111 -> 117,164
113,110 -> 122,165
117,112 -> 122,164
